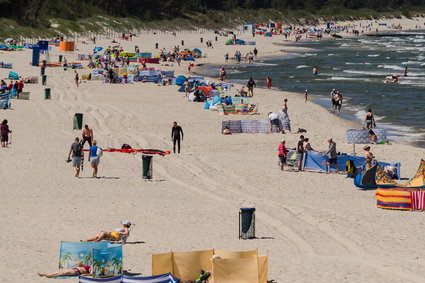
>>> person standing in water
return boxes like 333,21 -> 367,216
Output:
266,76 -> 272,89
404,66 -> 408,77
312,66 -> 318,76
364,109 -> 376,130
171,121 -> 184,154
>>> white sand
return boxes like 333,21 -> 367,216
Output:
1,17 -> 425,283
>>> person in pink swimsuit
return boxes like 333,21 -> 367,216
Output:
38,265 -> 91,278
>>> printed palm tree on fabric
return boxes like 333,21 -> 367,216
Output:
61,252 -> 72,269
111,257 -> 121,274
92,259 -> 101,276
84,253 -> 93,266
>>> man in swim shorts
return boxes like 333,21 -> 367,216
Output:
67,137 -> 83,178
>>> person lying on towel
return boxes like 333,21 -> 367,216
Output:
81,220 -> 133,243
38,265 -> 91,278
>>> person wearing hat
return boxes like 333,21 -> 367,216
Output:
364,145 -> 375,170
278,139 -> 287,171
81,220 -> 133,243
324,137 -> 339,174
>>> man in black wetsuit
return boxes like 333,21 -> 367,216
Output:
171,121 -> 184,154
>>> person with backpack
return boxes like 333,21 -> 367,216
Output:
67,137 -> 83,178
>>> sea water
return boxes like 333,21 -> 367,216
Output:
205,31 -> 425,147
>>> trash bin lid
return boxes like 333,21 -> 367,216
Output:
240,207 -> 256,212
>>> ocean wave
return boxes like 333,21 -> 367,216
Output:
367,54 -> 380,57
343,70 -> 388,76
377,64 -> 403,70
296,65 -> 308,69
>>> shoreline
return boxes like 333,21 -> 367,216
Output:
196,30 -> 425,149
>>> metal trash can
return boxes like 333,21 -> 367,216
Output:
239,207 -> 256,239
40,66 -> 45,76
155,43 -> 158,49
42,75 -> 47,85
44,88 -> 51,100
142,155 -> 153,179
73,113 -> 83,130
181,40 -> 184,46
59,55 -> 63,63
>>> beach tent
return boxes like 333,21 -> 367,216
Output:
8,71 -> 19,80
79,273 -> 180,283
303,151 -> 393,173
93,47 -> 103,53
264,32 -> 272,37
354,163 -> 401,189
376,159 -> 425,188
192,48 -> 202,54
175,75 -> 187,86
152,249 -> 267,283
225,39 -> 233,45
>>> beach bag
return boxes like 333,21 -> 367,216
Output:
346,160 -> 355,178
96,147 -> 103,157
121,144 -> 132,149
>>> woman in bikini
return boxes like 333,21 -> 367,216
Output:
38,265 -> 91,278
81,221 -> 132,243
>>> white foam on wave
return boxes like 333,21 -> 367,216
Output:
343,70 -> 388,76
254,62 -> 277,66
368,54 -> 380,57
304,53 -> 317,56
377,64 -> 403,70
401,61 -> 422,65
296,65 -> 308,69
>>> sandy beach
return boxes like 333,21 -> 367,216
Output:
1,16 -> 425,282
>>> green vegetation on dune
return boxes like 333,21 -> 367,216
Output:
0,0 -> 424,39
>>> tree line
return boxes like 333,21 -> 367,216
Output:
0,0 -> 424,27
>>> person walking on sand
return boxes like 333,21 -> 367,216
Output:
67,137 -> 83,178
171,121 -> 184,154
247,77 -> 256,97
297,135 -> 305,172
278,139 -> 287,171
74,70 -> 79,87
253,47 -> 258,58
81,124 -> 93,148
304,89 -> 308,103
88,140 -> 102,178
364,145 -> 375,170
324,137 -> 339,174
0,119 -> 11,148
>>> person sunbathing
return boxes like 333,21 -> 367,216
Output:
81,221 -> 132,243
38,265 -> 91,278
